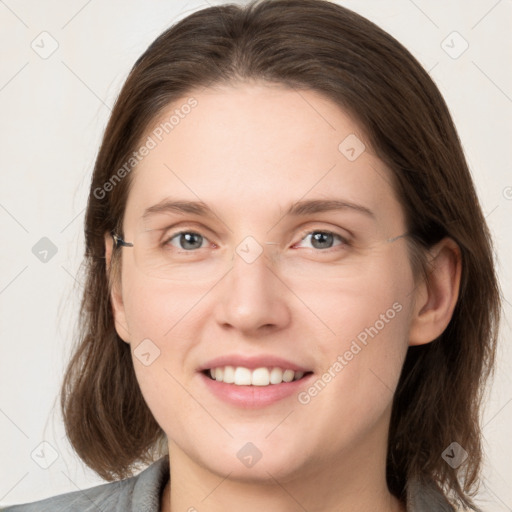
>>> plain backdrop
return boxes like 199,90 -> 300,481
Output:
0,0 -> 511,509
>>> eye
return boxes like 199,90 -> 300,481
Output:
165,231 -> 209,251
295,230 -> 348,250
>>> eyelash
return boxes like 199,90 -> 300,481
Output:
161,227 -> 350,253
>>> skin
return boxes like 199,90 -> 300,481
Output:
105,81 -> 461,512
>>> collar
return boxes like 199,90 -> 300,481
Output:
405,475 -> 456,511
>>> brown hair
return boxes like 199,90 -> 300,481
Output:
61,0 -> 501,509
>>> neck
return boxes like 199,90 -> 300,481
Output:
162,421 -> 406,512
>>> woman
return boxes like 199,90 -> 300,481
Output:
4,0 -> 500,510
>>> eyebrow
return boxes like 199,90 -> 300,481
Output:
141,198 -> 375,221
142,199 -> 213,220
285,199 -> 374,218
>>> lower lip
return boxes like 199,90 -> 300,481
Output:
199,372 -> 314,408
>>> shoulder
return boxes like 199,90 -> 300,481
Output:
406,476 -> 458,512
1,455 -> 169,512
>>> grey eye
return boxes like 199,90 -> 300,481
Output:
170,232 -> 206,250
309,231 -> 335,249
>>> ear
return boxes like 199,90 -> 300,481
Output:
105,232 -> 131,344
408,237 -> 462,346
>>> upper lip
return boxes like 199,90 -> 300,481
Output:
199,354 -> 312,373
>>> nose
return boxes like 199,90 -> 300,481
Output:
213,244 -> 291,336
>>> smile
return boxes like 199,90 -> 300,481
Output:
205,366 -> 310,386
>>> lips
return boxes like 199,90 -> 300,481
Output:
197,354 -> 313,407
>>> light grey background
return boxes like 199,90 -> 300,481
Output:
0,0 -> 511,509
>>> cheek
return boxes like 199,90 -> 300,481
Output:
121,268 -> 208,342
291,247 -> 413,345
295,252 -> 413,419
120,272 -> 210,430
304,281 -> 409,397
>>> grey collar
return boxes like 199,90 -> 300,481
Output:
405,475 -> 456,511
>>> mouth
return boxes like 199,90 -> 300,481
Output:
199,364 -> 315,408
202,366 -> 313,386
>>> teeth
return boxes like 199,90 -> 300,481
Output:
207,366 -> 306,386
222,365 -> 235,383
270,367 -> 283,384
234,367 -> 252,385
282,369 -> 295,383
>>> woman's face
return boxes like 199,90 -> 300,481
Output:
111,82 -> 418,483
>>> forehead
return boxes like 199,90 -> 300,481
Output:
123,82 -> 404,232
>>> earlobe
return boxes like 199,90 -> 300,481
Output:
408,237 -> 462,346
104,232 -> 131,344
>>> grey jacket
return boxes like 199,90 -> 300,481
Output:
1,455 -> 456,511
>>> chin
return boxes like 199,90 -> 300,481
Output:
193,435 -> 312,483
